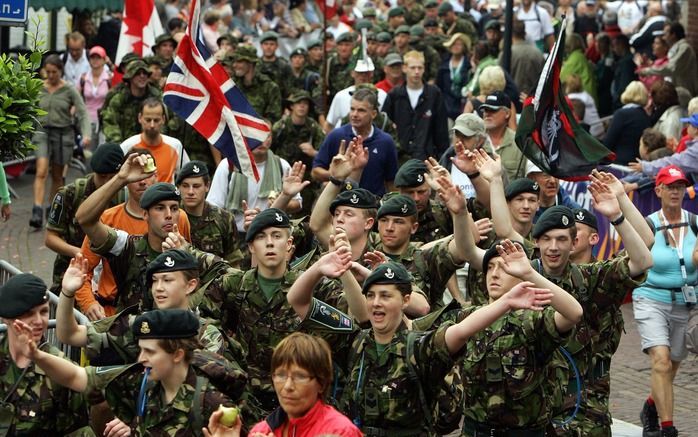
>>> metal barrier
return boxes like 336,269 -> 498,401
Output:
0,260 -> 89,362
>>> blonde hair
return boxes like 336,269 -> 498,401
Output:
478,65 -> 506,96
403,50 -> 425,65
687,97 -> 698,115
620,81 -> 649,106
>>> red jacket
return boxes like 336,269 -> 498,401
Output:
250,400 -> 363,437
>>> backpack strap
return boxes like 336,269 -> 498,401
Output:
405,331 -> 435,431
190,375 -> 207,435
569,264 -> 588,304
690,212 -> 697,236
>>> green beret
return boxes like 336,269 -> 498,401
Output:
140,182 -> 181,209
376,32 -> 392,43
362,7 -> 377,17
394,159 -> 428,188
438,2 -> 454,15
395,25 -> 411,35
481,240 -> 527,272
388,6 -> 405,18
485,19 -> 502,31
175,160 -> 209,185
146,249 -> 198,289
355,19 -> 374,32
232,45 -> 258,63
377,194 -> 417,219
532,206 -> 575,239
217,33 -> 238,47
0,273 -> 49,318
573,208 -> 598,231
245,208 -> 291,243
410,25 -> 425,37
155,33 -> 177,47
329,188 -> 378,215
260,31 -> 280,43
133,309 -> 199,339
290,47 -> 307,57
123,60 -> 151,80
307,38 -> 322,49
504,178 -> 539,201
90,143 -> 123,174
362,262 -> 412,294
336,32 -> 356,44
425,0 -> 438,8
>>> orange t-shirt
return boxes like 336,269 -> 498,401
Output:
120,134 -> 189,184
75,203 -> 191,315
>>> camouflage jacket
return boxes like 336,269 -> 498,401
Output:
86,364 -> 233,436
413,200 -> 453,244
300,299 -> 456,436
325,54 -> 354,103
101,84 -> 163,143
258,57 -> 294,98
288,68 -> 321,96
237,73 -> 282,122
404,2 -> 425,25
47,174 -> 125,288
271,116 -> 325,169
441,17 -> 478,42
188,202 -> 244,268
0,335 -> 91,436
456,306 -> 570,429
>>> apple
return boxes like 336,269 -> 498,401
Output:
143,156 -> 156,173
217,405 -> 239,427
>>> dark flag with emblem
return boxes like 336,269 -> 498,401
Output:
515,17 -> 615,181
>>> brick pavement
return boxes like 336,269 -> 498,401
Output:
2,167 -> 697,433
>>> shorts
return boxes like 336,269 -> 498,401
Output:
34,127 -> 75,166
633,295 -> 691,361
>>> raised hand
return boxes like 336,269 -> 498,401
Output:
589,180 -> 622,219
503,281 -> 553,311
349,137 -> 369,172
118,153 -> 155,184
298,142 -> 316,158
474,218 -> 493,241
472,148 -> 501,181
329,140 -> 353,180
496,239 -> 534,279
436,175 -> 467,215
450,140 -> 478,175
329,227 -> 351,252
62,253 -> 89,296
627,159 -> 643,173
85,303 -> 106,322
282,161 -> 311,197
363,250 -> 389,270
162,224 -> 188,251
349,261 -> 372,282
590,169 -> 624,197
425,157 -> 450,190
317,246 -> 353,278
242,200 -> 261,231
10,319 -> 38,360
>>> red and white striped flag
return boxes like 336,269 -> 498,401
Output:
115,0 -> 163,67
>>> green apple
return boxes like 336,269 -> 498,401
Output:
217,405 -> 239,427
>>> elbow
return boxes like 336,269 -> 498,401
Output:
406,300 -> 430,318
570,304 -> 584,325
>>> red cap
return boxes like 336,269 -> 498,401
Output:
655,165 -> 690,186
88,46 -> 107,58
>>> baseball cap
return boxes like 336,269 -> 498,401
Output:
680,114 -> 698,128
453,113 -> 485,137
655,165 -> 690,186
384,53 -> 403,66
89,46 -> 107,58
479,91 -> 512,112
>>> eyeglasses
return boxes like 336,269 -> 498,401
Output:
272,371 -> 314,385
662,184 -> 685,192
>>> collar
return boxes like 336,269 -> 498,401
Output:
351,124 -> 374,139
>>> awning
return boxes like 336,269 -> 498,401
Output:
29,0 -> 123,12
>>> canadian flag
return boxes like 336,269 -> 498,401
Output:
114,0 -> 163,69
317,0 -> 337,20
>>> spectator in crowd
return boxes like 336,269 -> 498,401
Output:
636,36 -> 670,91
480,91 -> 528,181
611,34 -> 638,110
574,0 -> 599,37
555,0 -> 576,39
437,33 -> 471,121
63,31 -> 91,88
622,128 -> 673,193
638,22 -> 698,96
258,31 -> 294,99
604,81 -> 652,165
602,10 -> 622,39
629,2 -> 666,56
528,164 -> 581,221
462,41 -> 497,99
483,19 -> 503,58
79,46 -> 113,144
202,8 -> 222,53
326,57 -> 387,128
438,2 -> 478,42
617,0 -> 645,36
506,17 -> 545,96
515,0 -> 555,52
561,33 -> 598,104
565,74 -> 603,138
595,32 -> 615,116
650,81 -> 684,142
31,54 -> 91,229
153,33 -> 177,75
463,65 -> 517,130
376,53 -> 404,94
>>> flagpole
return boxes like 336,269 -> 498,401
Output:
501,0 -> 513,72
321,1 -> 328,117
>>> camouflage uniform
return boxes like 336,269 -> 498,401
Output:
85,364 -> 234,436
259,57 -> 294,99
326,54 -> 354,104
47,174 -> 125,289
165,118 -> 217,172
0,336 -> 93,436
288,68 -> 321,96
404,2 -> 425,25
300,298 -> 458,436
413,200 -> 453,244
540,255 -> 645,436
442,18 -> 478,43
188,201 -> 244,267
101,83 -> 162,143
237,73 -> 282,122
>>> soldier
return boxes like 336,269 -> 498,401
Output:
438,2 -> 478,42
100,52 -> 142,115
287,47 -> 320,96
45,143 -> 126,290
374,32 -> 393,60
152,33 -> 177,75
325,32 -> 356,105
386,6 -> 407,32
408,25 -> 441,83
288,246 -> 556,436
393,158 -> 453,244
101,60 -> 163,143
0,274 -> 93,436
403,0 -> 425,25
14,308 -> 242,436
392,25 -> 412,56
424,18 -> 449,59
305,38 -> 324,74
224,46 -> 281,122
257,31 -> 293,99
176,161 -> 244,267
326,57 -> 387,129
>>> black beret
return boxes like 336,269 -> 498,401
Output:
90,143 -> 124,174
504,178 -> 540,201
132,309 -> 199,339
376,194 -> 417,219
573,207 -> 598,231
329,188 -> 378,215
361,261 -> 413,294
481,240 -> 527,272
394,159 -> 428,188
140,182 -> 181,209
175,160 -> 209,185
0,273 -> 49,318
245,208 -> 291,243
532,206 -> 575,239
146,249 -> 199,288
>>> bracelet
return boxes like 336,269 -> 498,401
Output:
329,176 -> 345,187
610,213 -> 625,226
61,290 -> 76,299
466,171 -> 480,179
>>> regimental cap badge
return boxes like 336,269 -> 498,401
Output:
350,194 -> 359,204
275,212 -> 283,222
401,204 -> 408,214
532,182 -> 539,190
174,188 -> 180,196
576,211 -> 585,221
192,165 -> 200,174
164,256 -> 175,267
385,268 -> 395,279
562,215 -> 569,226
140,321 -> 151,334
417,174 -> 424,183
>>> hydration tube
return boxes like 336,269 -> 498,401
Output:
552,346 -> 581,426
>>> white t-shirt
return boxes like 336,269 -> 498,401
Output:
515,3 -> 555,44
207,157 -> 301,231
617,0 -> 645,34
406,86 -> 423,110
326,85 -> 388,127
450,165 -> 476,199
120,134 -> 190,184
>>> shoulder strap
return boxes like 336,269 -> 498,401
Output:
2,366 -> 29,403
569,264 -> 588,303
690,212 -> 697,236
405,331 -> 435,430
645,216 -> 656,235
190,375 -> 207,435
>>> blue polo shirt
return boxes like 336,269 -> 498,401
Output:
313,124 -> 398,196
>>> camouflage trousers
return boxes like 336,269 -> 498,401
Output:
550,391 -> 612,437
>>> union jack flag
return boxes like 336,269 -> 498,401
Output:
163,0 -> 267,181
